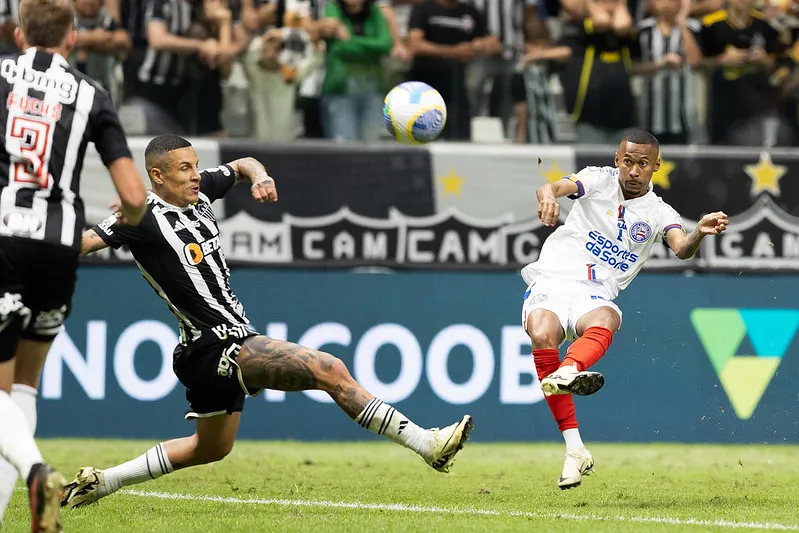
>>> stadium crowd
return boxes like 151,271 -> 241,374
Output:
0,0 -> 797,145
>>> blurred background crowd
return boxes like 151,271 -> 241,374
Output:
2,0 -> 798,146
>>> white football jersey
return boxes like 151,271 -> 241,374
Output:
522,166 -> 683,299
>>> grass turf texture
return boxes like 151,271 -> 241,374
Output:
3,440 -> 799,532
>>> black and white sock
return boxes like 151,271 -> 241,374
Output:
354,398 -> 432,456
101,443 -> 174,497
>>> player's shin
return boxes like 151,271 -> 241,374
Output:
533,349 -> 581,446
562,326 -> 613,371
100,443 -> 174,495
0,384 -> 39,520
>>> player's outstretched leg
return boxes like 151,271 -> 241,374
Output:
62,336 -> 473,510
526,310 -> 594,489
233,336 -> 473,472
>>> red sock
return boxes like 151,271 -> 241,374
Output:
533,349 -> 578,432
562,326 -> 614,372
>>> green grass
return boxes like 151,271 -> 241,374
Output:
3,440 -> 799,532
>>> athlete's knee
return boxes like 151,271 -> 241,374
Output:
586,308 -> 621,332
530,329 -> 560,350
525,310 -> 564,349
193,435 -> 234,464
316,353 -> 353,390
528,326 -> 561,349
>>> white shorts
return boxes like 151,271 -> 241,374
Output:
521,276 -> 623,345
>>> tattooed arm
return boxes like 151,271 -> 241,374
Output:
81,229 -> 111,255
227,157 -> 279,203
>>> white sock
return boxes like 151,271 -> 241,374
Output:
563,428 -> 585,452
11,384 -> 38,434
100,443 -> 174,497
0,459 -> 13,524
354,398 -> 432,456
0,385 -> 39,522
0,390 -> 42,480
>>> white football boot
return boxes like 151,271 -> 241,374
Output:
60,467 -> 107,509
541,364 -> 605,397
558,449 -> 594,489
424,415 -> 474,473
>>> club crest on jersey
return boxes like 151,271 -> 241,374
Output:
183,236 -> 221,265
629,221 -> 652,243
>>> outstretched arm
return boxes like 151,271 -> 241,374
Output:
81,229 -> 110,256
665,211 -> 728,259
227,157 -> 279,203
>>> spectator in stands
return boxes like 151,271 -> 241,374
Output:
561,0 -> 646,23
633,0 -> 701,144
465,0 -> 529,136
377,0 -> 410,61
134,0 -> 223,134
774,0 -> 799,143
117,0 -> 150,102
558,0 -> 639,144
182,0 -> 248,136
0,0 -> 17,54
321,0 -> 393,141
698,0 -> 781,145
407,0 -> 502,140
241,0 -> 318,142
381,0 -> 413,89
519,3 -> 571,142
71,0 -> 132,106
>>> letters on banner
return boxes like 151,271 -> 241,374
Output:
85,198 -> 799,270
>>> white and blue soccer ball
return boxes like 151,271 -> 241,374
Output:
383,81 -> 447,145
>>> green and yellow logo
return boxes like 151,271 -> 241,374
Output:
690,309 -> 799,420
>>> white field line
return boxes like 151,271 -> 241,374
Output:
119,489 -> 798,531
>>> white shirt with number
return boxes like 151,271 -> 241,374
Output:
521,166 -> 683,299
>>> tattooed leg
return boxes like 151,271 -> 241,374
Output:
238,336 -> 436,455
238,336 -> 372,417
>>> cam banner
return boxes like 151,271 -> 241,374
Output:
38,267 -> 799,443
81,205 -> 699,270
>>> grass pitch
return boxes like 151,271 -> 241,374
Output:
3,440 -> 798,532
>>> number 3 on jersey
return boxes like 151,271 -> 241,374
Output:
10,115 -> 51,188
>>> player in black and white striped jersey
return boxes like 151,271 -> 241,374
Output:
0,0 -> 147,530
61,135 -> 473,510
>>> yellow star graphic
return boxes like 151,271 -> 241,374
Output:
745,152 -> 787,197
651,159 -> 675,190
439,169 -> 466,197
543,162 -> 571,184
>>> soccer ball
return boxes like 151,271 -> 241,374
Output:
383,81 -> 447,145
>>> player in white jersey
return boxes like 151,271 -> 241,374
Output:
521,129 -> 728,489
